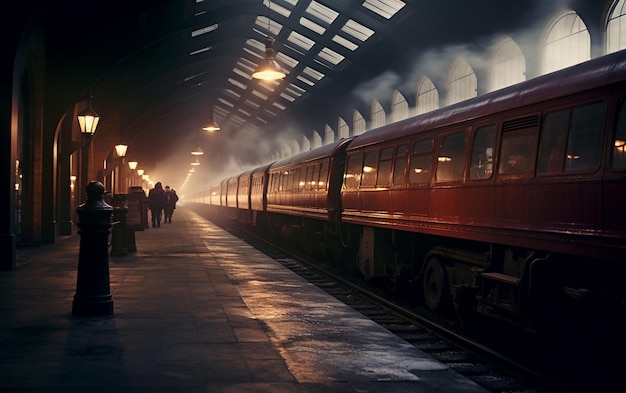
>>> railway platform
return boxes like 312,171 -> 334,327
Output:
1,206 -> 489,393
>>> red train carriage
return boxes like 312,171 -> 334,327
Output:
248,163 -> 273,226
265,138 -> 353,244
341,50 -> 626,327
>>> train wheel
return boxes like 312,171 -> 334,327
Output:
422,257 -> 448,311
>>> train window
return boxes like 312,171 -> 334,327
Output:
613,101 -> 626,170
409,139 -> 434,185
498,131 -> 537,175
436,132 -> 466,182
304,165 -> 313,191
377,147 -> 394,186
296,167 -> 305,190
344,153 -> 362,189
309,163 -> 318,190
538,110 -> 569,174
393,144 -> 408,185
319,159 -> 329,190
469,125 -> 496,179
362,150 -> 379,187
564,102 -> 605,172
413,139 -> 433,154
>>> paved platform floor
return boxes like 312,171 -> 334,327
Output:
1,206 -> 488,392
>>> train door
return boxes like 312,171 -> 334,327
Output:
430,131 -> 467,220
603,97 -> 626,237
405,138 -> 433,217
391,144 -> 409,214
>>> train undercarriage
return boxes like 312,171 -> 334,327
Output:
259,212 -> 625,335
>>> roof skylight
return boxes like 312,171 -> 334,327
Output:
263,0 -> 291,18
191,24 -> 218,37
287,31 -> 315,50
228,78 -> 247,90
305,1 -> 339,25
300,17 -> 326,35
317,47 -> 345,65
332,35 -> 359,51
362,0 -> 406,19
342,19 -> 375,42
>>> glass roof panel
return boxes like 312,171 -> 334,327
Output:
297,75 -> 316,86
218,98 -> 234,107
190,47 -> 211,56
252,90 -> 268,100
287,31 -> 315,50
300,17 -> 326,35
306,1 -> 339,25
236,62 -> 254,74
342,19 -> 375,41
273,102 -> 287,110
245,99 -> 260,109
362,0 -> 406,20
288,84 -> 306,95
246,39 -> 266,54
263,0 -> 292,18
280,92 -> 296,102
302,66 -> 324,81
317,47 -> 345,65
276,52 -> 298,68
332,35 -> 359,51
255,16 -> 282,36
224,89 -> 240,99
191,23 -> 218,37
231,114 -> 246,124
232,67 -> 251,80
228,78 -> 247,90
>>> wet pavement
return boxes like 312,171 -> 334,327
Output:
1,206 -> 488,392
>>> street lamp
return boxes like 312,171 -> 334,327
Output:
114,144 -> 128,158
77,94 -> 100,136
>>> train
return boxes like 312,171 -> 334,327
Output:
188,49 -> 626,331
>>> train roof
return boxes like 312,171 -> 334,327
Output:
269,138 -> 354,170
347,49 -> 626,150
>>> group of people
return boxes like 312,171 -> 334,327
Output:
147,182 -> 178,227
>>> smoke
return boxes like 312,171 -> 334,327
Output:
352,70 -> 401,105
352,0 -> 601,109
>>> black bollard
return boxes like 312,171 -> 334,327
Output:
127,228 -> 137,253
72,181 -> 114,317
110,194 -> 129,257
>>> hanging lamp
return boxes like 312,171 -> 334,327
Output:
77,84 -> 100,136
252,37 -> 286,81
252,1 -> 286,81
202,108 -> 220,132
191,146 -> 204,155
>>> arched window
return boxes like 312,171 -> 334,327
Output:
338,117 -> 349,139
311,130 -> 322,149
542,11 -> 590,74
416,76 -> 439,115
607,0 -> 626,54
371,100 -> 386,129
391,90 -> 409,122
489,37 -> 525,92
353,110 -> 366,135
447,58 -> 477,105
324,124 -> 335,144
301,135 -> 311,151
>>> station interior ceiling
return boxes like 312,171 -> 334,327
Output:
20,0 -> 601,191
